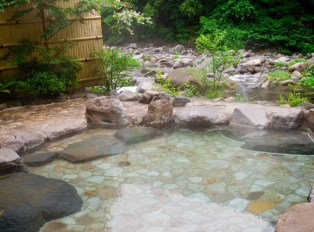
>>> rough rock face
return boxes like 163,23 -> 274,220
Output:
139,90 -> 160,104
231,107 -> 272,130
0,173 -> 83,232
23,152 -> 58,167
1,132 -> 45,153
174,106 -> 229,130
172,96 -> 190,107
0,149 -> 25,176
59,137 -> 127,163
136,82 -> 159,93
114,127 -> 159,144
35,119 -> 87,141
145,99 -> 173,128
85,97 -> 128,127
241,132 -> 314,155
119,91 -> 140,101
288,62 -> 310,72
273,108 -> 304,129
275,202 -> 314,232
218,78 -> 239,91
307,109 -> 314,129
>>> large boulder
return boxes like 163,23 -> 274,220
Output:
275,202 -> 314,232
145,99 -> 173,128
273,108 -> 304,130
85,97 -> 128,127
114,127 -> 159,144
35,119 -> 87,141
241,132 -> 314,155
0,173 -> 83,232
59,137 -> 127,163
218,78 -> 238,91
1,132 -> 45,153
0,149 -> 25,176
288,62 -> 310,72
307,109 -> 314,129
181,58 -> 194,67
119,91 -> 141,101
174,106 -> 229,130
139,90 -> 160,104
174,44 -> 184,53
23,152 -> 58,167
231,107 -> 272,130
166,68 -> 198,87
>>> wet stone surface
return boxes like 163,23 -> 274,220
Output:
23,128 -> 314,232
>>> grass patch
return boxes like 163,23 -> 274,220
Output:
268,70 -> 290,83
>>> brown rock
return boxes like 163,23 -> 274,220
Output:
85,97 -> 128,127
247,200 -> 275,214
273,108 -> 304,129
275,202 -> 314,232
145,99 -> 173,128
138,90 -> 160,104
0,149 -> 25,176
307,109 -> 314,129
288,62 -> 310,72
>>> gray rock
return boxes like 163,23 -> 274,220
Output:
144,70 -> 157,77
0,149 -> 24,176
138,90 -> 160,104
166,68 -> 199,87
85,97 -> 128,127
0,103 -> 7,111
307,109 -> 314,128
129,43 -> 137,49
174,106 -> 229,130
172,96 -> 190,107
279,80 -> 295,86
288,62 -> 310,72
36,119 -> 87,141
59,137 -> 127,162
174,44 -> 185,53
239,65 -> 256,74
1,132 -> 45,153
273,108 -> 304,129
225,97 -> 235,102
114,127 -> 159,144
181,58 -> 194,67
145,99 -> 173,128
291,71 -> 302,80
213,97 -> 224,102
23,152 -> 58,167
231,107 -> 272,130
173,60 -> 184,69
308,57 -> 314,63
0,173 -> 83,231
119,91 -> 140,101
136,82 -> 159,93
140,67 -> 152,74
241,132 -> 314,155
261,80 -> 270,88
299,102 -> 314,110
70,94 -> 82,99
52,96 -> 66,103
84,93 -> 98,99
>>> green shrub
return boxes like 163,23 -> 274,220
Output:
277,84 -> 308,107
274,62 -> 285,68
289,58 -> 311,68
268,70 -> 290,83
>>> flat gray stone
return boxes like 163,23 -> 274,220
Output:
0,149 -> 24,176
23,152 -> 58,167
119,91 -> 140,101
59,137 -> 127,163
172,96 -> 190,107
1,132 -> 45,153
114,127 -> 159,144
35,119 -> 87,141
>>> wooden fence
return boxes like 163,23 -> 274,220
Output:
0,0 -> 103,89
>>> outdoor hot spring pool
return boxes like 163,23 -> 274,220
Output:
25,128 -> 314,232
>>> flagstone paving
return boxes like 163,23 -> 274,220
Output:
23,128 -> 314,232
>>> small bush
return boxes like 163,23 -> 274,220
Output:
268,70 -> 290,83
289,58 -> 311,68
274,62 -> 285,68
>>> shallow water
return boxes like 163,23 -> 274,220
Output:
27,128 -> 314,232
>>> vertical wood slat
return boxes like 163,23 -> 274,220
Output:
0,0 -> 103,88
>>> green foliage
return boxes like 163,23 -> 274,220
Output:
15,57 -> 82,97
91,49 -> 139,93
193,30 -> 242,94
0,0 -> 28,11
173,50 -> 180,59
274,62 -> 285,68
302,68 -> 314,86
268,70 -> 290,83
288,58 -> 312,68
277,83 -> 308,107
0,72 -> 17,94
182,83 -> 200,97
155,78 -> 186,96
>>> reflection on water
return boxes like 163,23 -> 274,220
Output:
27,128 -> 314,231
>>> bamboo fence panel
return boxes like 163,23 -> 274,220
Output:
0,0 -> 103,88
